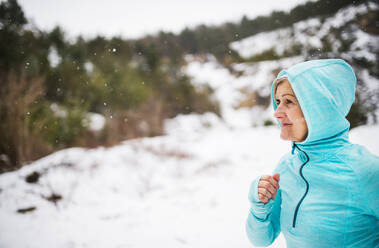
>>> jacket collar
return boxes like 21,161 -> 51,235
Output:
291,127 -> 351,160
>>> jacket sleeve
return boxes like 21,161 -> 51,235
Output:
355,149 -> 379,218
245,175 -> 282,247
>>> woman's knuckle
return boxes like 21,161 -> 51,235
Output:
269,178 -> 276,185
261,175 -> 270,180
270,185 -> 276,193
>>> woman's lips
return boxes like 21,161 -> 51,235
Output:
282,123 -> 292,127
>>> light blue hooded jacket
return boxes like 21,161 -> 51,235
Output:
246,59 -> 379,247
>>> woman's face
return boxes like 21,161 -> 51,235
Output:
274,80 -> 308,142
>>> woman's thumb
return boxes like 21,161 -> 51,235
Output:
273,173 -> 280,182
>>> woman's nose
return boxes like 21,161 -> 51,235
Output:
274,105 -> 286,119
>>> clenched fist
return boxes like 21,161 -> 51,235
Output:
258,173 -> 280,203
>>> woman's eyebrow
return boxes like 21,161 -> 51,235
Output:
274,93 -> 296,100
281,94 -> 296,98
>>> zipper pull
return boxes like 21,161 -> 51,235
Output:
291,142 -> 296,155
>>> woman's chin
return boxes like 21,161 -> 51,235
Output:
280,132 -> 291,141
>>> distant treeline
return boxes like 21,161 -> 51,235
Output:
147,0 -> 362,61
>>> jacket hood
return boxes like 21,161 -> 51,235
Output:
271,59 -> 357,153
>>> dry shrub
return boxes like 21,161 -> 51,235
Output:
76,96 -> 166,148
235,88 -> 270,109
236,88 -> 258,109
0,71 -> 49,172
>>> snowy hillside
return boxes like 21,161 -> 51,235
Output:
183,3 -> 379,130
184,55 -> 304,128
230,3 -> 379,61
228,2 -> 379,124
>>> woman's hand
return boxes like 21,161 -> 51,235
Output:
258,173 -> 280,203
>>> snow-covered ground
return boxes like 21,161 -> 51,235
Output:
0,110 -> 378,248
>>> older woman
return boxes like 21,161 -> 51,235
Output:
246,59 -> 379,247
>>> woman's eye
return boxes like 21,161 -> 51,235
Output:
276,99 -> 294,105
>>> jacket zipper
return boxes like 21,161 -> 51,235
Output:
292,143 -> 310,228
